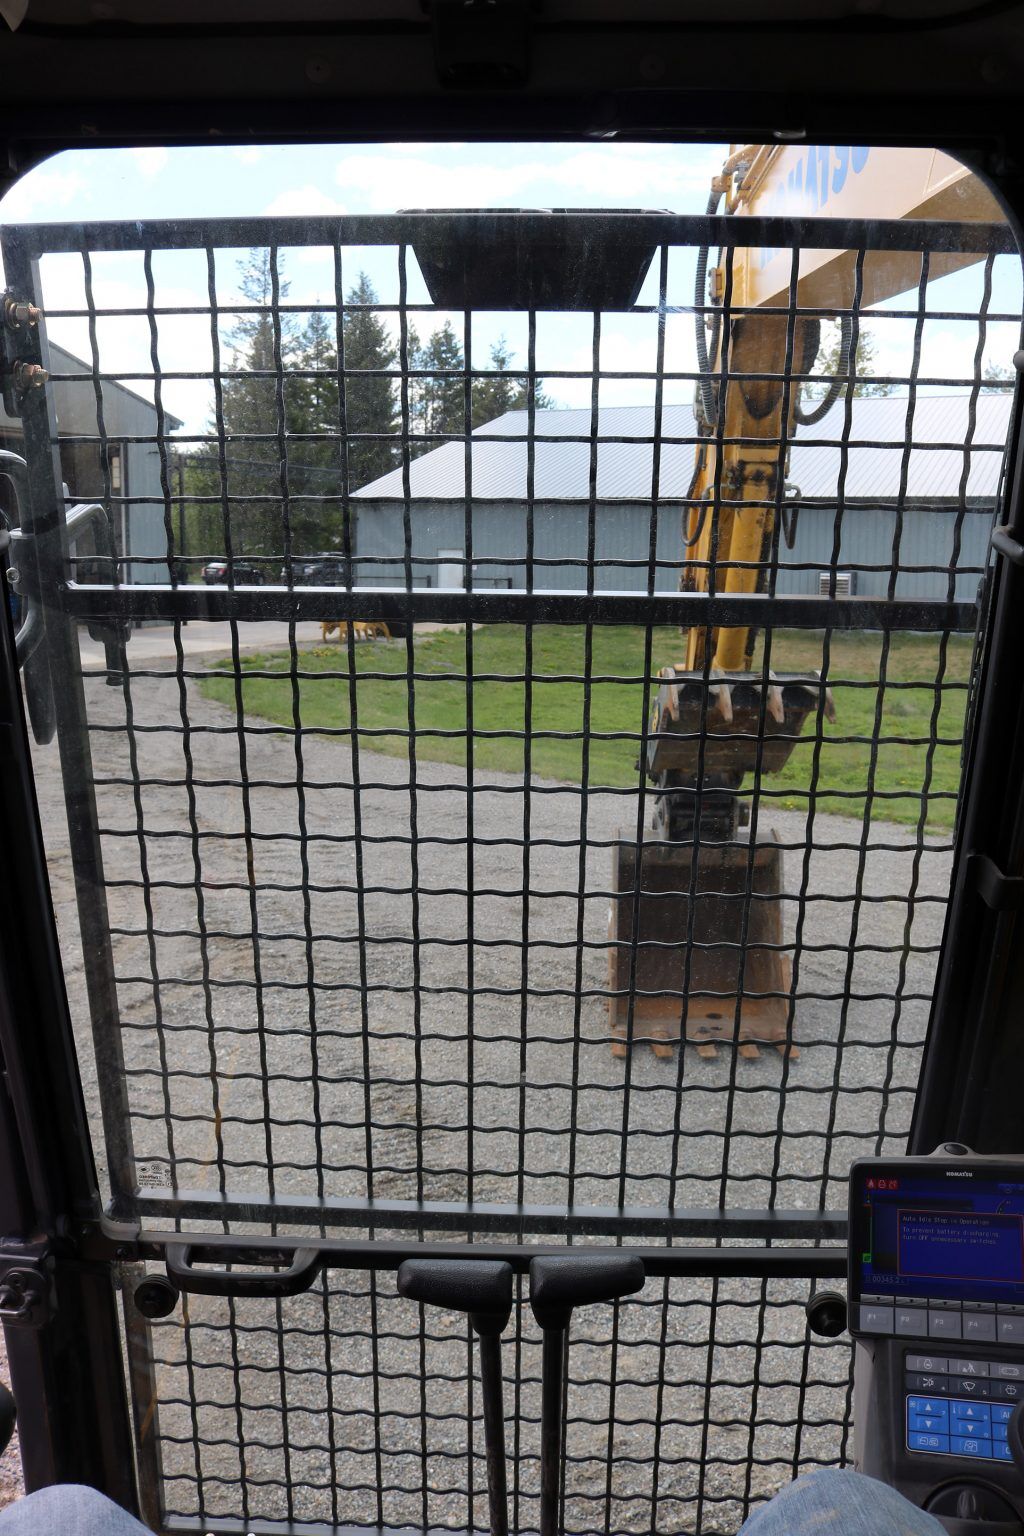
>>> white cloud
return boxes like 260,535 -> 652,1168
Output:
131,146 -> 170,179
233,146 -> 265,166
551,319 -> 698,410
332,143 -> 726,215
869,318 -> 1020,390
0,166 -> 90,222
262,186 -> 346,218
29,258 -> 215,434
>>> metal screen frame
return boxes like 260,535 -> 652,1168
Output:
0,203 -> 1020,1534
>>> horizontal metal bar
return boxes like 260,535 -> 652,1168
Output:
117,1226 -> 847,1282
61,584 -> 978,633
164,1522 -> 463,1536
122,1187 -> 846,1243
2,211 -> 1014,260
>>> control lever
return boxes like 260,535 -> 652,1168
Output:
398,1259 -> 513,1536
529,1255 -> 645,1536
1008,1400 -> 1024,1478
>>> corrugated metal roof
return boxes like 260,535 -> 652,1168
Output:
353,393 -> 1012,502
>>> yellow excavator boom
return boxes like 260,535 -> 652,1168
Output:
610,145 -> 1007,1059
684,145 -> 1003,673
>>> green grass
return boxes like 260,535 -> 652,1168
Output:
199,625 -> 974,830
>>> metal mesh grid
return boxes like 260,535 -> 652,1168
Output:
3,204 -> 1019,1534
80,634 -> 956,1223
140,1264 -> 851,1536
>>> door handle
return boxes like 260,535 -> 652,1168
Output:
165,1242 -> 321,1299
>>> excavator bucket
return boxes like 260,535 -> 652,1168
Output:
645,668 -> 828,781
608,673 -> 831,1058
608,831 -> 792,1059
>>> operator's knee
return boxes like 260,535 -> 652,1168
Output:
739,1469 -> 946,1536
0,1483 -> 148,1534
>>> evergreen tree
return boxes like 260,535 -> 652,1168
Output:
280,305 -> 343,551
188,248 -> 302,558
472,335 -> 552,424
184,259 -> 400,557
414,319 -> 466,443
404,328 -> 553,452
342,272 -> 398,489
982,359 -> 1014,392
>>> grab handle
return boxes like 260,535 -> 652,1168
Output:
165,1242 -> 321,1299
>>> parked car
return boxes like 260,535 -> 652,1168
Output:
282,553 -> 347,586
285,554 -> 410,636
202,558 -> 265,585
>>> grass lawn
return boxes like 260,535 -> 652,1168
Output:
200,625 -> 974,830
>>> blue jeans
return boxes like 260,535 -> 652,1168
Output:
0,1486 -> 149,1534
740,1470 -> 944,1536
0,1471 -> 945,1536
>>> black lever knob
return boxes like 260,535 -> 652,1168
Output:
397,1258 -> 514,1337
529,1254 -> 645,1331
1008,1400 -> 1024,1479
805,1291 -> 847,1338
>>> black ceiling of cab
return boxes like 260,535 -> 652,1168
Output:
0,0 -> 1011,20
0,0 -> 1021,200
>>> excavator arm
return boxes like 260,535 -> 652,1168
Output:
685,144 -> 1004,672
609,146 -> 1005,1060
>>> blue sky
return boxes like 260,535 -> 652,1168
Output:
0,141 -> 1019,437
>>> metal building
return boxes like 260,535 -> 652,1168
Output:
353,394 -> 1008,606
0,342 -> 182,584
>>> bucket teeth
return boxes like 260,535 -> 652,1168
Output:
611,1035 -> 801,1061
646,669 -> 833,780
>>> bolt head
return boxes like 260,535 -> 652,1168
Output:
12,361 -> 48,392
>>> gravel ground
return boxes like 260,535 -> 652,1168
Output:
14,635 -> 954,1533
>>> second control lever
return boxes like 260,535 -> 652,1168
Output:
398,1259 -> 514,1536
529,1255 -> 645,1536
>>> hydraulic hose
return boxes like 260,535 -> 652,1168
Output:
694,186 -> 725,429
793,314 -> 854,426
694,169 -> 854,431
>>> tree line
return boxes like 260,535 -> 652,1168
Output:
180,250 -> 549,562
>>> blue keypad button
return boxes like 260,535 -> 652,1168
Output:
951,1435 -> 991,1458
910,1413 -> 949,1435
992,1403 -> 1014,1424
993,1440 -> 1014,1460
907,1396 -> 949,1422
951,1400 -> 991,1425
909,1431 -> 949,1454
993,1420 -> 1008,1441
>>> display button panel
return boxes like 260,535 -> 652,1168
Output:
906,1358 -> 1021,1461
850,1161 -> 1024,1326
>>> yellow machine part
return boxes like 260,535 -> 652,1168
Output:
321,620 -> 392,642
612,147 -> 1003,1059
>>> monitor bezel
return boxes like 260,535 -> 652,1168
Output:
848,1155 -> 1024,1317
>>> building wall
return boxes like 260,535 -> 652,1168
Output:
353,498 -> 994,609
41,350 -> 174,585
0,345 -> 175,584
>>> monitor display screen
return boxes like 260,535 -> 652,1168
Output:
852,1164 -> 1024,1305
